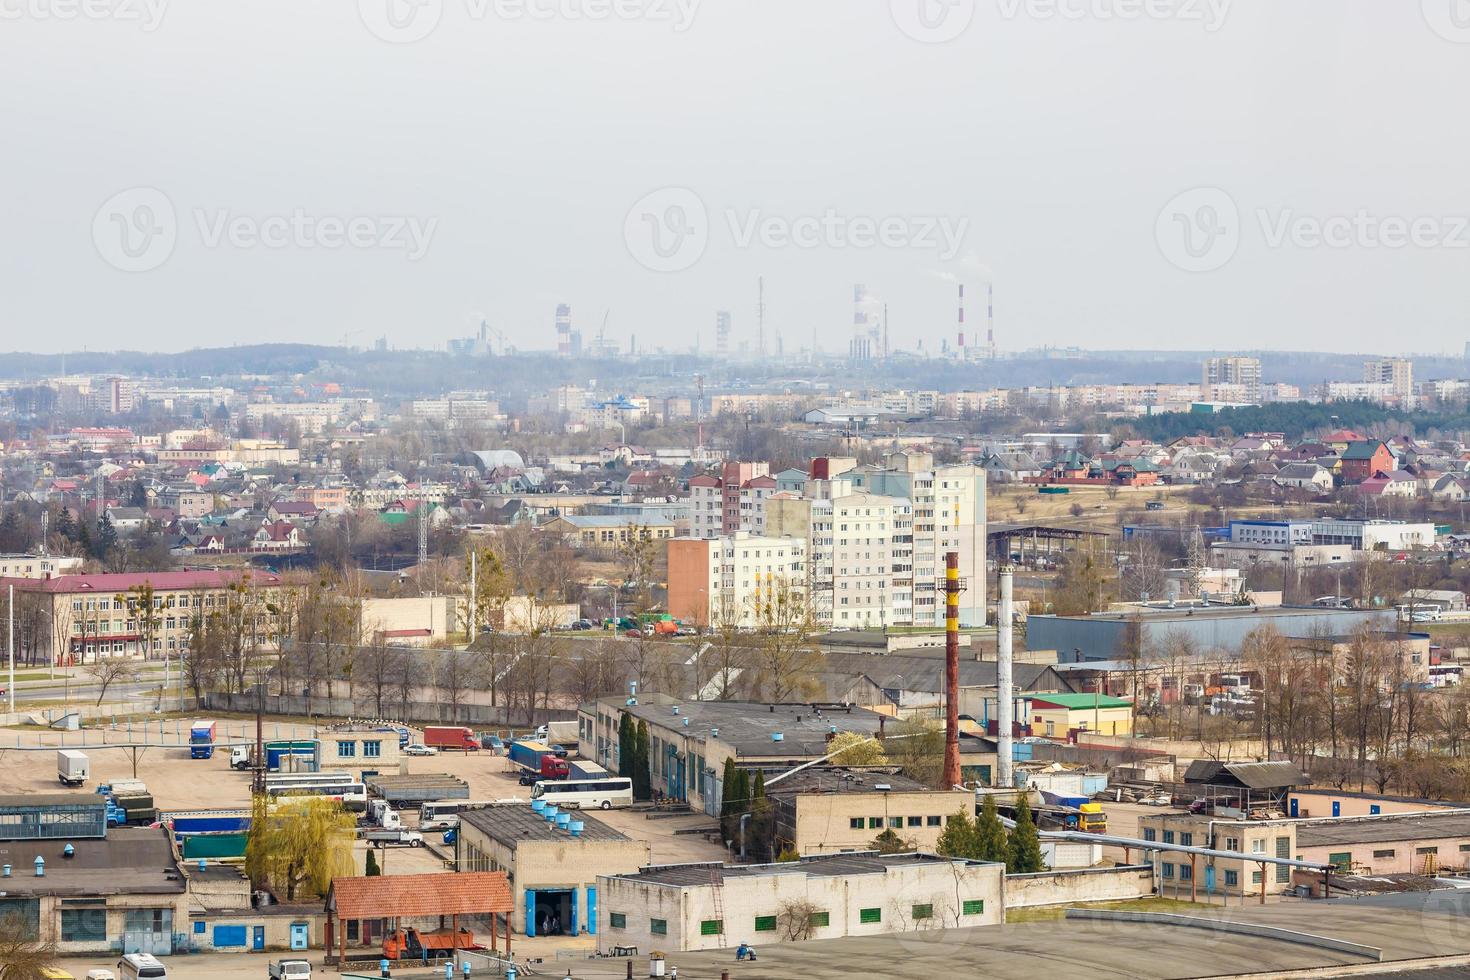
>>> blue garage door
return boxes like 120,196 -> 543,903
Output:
213,925 -> 248,948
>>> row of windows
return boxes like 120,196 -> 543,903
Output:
608,902 -> 984,935
334,740 -> 383,758
849,815 -> 945,830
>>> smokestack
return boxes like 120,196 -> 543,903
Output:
987,283 -> 995,357
942,552 -> 962,789
957,284 -> 966,355
997,566 -> 1015,789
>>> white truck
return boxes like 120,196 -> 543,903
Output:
364,829 -> 424,848
366,798 -> 402,831
267,959 -> 312,980
57,749 -> 89,787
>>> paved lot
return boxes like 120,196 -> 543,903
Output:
56,899 -> 1470,980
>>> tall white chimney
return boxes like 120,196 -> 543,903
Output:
997,566 -> 1015,789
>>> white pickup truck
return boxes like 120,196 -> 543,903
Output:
267,959 -> 311,980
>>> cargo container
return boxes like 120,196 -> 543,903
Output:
423,726 -> 478,752
189,720 -> 217,759
166,811 -> 252,836
507,739 -> 552,770
57,750 -> 89,787
567,760 -> 610,780
181,832 -> 248,860
365,774 -> 470,807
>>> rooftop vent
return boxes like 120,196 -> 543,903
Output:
33,856 -> 44,877
771,733 -> 784,742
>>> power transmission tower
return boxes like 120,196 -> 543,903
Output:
1185,525 -> 1206,599
417,500 -> 429,567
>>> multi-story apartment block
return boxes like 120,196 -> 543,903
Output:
828,492 -> 913,628
684,462 -> 771,539
842,452 -> 987,628
667,533 -> 807,629
1202,357 -> 1262,402
1363,358 -> 1414,400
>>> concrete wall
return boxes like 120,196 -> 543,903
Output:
1288,790 -> 1459,819
1005,865 -> 1154,909
206,691 -> 573,727
598,858 -> 1004,954
360,595 -> 455,644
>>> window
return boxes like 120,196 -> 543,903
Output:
849,818 -> 864,830
1252,870 -> 1263,884
61,908 -> 106,943
1161,863 -> 1174,879
907,816 -> 923,828
912,904 -> 933,921
1373,849 -> 1396,859
1250,839 -> 1265,854
1162,831 -> 1175,844
859,907 -> 882,924
1179,864 -> 1193,881
650,919 -> 667,936
1180,833 -> 1194,847
868,817 -> 882,829
754,916 -> 776,933
700,920 -> 723,936
1142,828 -> 1156,842
926,816 -> 942,827
962,900 -> 984,916
609,913 -> 626,930
336,741 -> 356,758
1224,870 -> 1239,887
888,817 -> 903,829
1417,846 -> 1440,855
1224,837 -> 1239,852
808,912 -> 829,928
363,741 -> 382,759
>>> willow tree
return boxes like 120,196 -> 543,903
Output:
245,796 -> 356,901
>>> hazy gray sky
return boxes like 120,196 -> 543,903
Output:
2,1 -> 1467,356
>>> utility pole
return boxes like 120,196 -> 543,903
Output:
7,584 -> 14,715
468,549 -> 478,644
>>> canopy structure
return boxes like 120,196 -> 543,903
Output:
326,871 -> 514,966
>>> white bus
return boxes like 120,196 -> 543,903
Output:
530,777 -> 633,810
265,771 -> 353,788
419,800 -> 494,831
266,778 -> 368,811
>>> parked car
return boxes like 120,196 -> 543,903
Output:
84,971 -> 116,980
268,960 -> 312,980
548,744 -> 569,759
403,743 -> 438,757
479,733 -> 505,753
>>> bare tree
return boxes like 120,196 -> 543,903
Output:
86,655 -> 138,706
748,577 -> 823,702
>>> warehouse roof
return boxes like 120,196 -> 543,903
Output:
1297,811 -> 1470,848
762,767 -> 936,798
1031,693 -> 1132,710
459,804 -> 629,849
619,700 -> 890,757
820,652 -> 1072,696
0,827 -> 185,897
328,871 -> 512,920
614,852 -> 988,888
1183,761 -> 1308,790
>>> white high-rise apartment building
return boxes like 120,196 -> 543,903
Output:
1363,358 -> 1414,400
667,533 -> 808,630
829,492 -> 913,628
1202,357 -> 1262,402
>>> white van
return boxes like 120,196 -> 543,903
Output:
117,953 -> 168,979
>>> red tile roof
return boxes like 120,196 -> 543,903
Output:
0,570 -> 282,593
329,872 -> 512,919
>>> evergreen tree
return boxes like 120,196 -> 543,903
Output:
364,849 -> 381,876
633,720 -> 651,800
720,757 -> 738,818
1007,795 -> 1046,874
870,828 -> 915,854
95,513 -> 118,560
975,794 -> 1009,864
77,522 -> 93,559
129,481 -> 148,509
617,714 -> 636,779
55,506 -> 75,542
935,809 -> 979,859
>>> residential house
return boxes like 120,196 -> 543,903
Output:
1274,463 -> 1333,493
1340,441 -> 1395,484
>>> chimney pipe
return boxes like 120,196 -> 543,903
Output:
997,566 -> 1015,789
942,552 -> 962,789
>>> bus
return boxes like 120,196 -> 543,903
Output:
265,778 -> 368,811
264,771 -> 351,787
530,777 -> 633,811
419,800 -> 497,831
